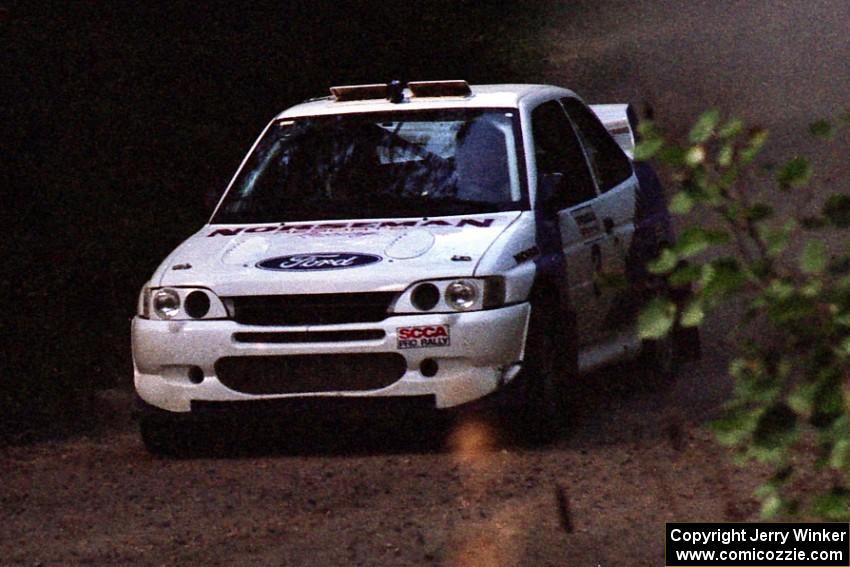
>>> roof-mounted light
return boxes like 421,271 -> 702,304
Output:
329,80 -> 472,103
330,83 -> 390,102
408,80 -> 471,98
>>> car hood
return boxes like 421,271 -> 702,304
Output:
153,212 -> 521,295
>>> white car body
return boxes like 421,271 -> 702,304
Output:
133,83 -> 652,418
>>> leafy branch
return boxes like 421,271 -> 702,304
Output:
636,108 -> 850,519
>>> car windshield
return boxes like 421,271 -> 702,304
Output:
212,109 -> 525,223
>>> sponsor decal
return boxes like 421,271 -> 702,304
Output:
207,217 -> 496,237
397,325 -> 450,349
570,205 -> 602,239
256,253 -> 382,271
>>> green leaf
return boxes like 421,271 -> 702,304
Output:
800,239 -> 827,274
718,143 -> 734,167
701,257 -> 745,299
712,406 -> 762,445
689,109 -> 721,143
809,119 -> 835,139
758,220 -> 797,257
829,439 -> 850,470
740,129 -> 768,164
648,248 -> 678,275
633,138 -> 663,161
839,336 -> 850,356
680,298 -> 704,327
675,227 -> 729,259
788,382 -> 819,415
668,191 -> 694,215
823,194 -> 850,228
811,491 -> 850,520
636,120 -> 658,140
718,118 -> 744,139
777,156 -> 812,189
637,297 -> 676,339
669,263 -> 702,287
760,494 -> 782,518
684,145 -> 706,167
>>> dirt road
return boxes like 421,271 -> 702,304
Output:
2,360 -> 758,566
3,2 -> 848,565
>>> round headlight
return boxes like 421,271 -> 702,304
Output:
152,288 -> 181,319
445,280 -> 478,311
184,290 -> 210,318
411,283 -> 440,311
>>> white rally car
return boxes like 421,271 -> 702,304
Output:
133,81 -> 687,453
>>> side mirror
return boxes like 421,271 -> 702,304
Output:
537,172 -> 565,214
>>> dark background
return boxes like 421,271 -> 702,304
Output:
3,2 -> 550,439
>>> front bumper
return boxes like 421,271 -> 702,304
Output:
132,302 -> 531,413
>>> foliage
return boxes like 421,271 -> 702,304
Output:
636,109 -> 850,519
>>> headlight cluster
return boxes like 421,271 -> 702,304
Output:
392,277 -> 505,314
138,287 -> 227,320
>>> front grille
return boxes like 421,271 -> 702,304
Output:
215,353 -> 407,395
233,330 -> 385,343
226,292 -> 398,326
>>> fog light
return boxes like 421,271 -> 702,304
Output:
420,358 -> 439,377
188,366 -> 204,384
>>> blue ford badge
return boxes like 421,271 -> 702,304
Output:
256,253 -> 382,271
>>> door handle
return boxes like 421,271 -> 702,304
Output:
603,217 -> 614,234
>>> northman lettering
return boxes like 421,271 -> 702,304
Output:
207,217 -> 496,237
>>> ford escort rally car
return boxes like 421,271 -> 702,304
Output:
133,81 -> 688,454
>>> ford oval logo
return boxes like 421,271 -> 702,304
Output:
256,252 -> 383,271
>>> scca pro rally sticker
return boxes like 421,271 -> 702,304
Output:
397,325 -> 450,349
256,253 -> 382,271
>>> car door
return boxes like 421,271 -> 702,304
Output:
561,97 -> 638,337
530,100 -> 607,346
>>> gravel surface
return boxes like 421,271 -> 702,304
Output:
1,351 -> 760,566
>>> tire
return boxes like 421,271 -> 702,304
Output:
140,414 -> 205,457
515,289 -> 576,444
638,289 -> 679,391
639,331 -> 677,390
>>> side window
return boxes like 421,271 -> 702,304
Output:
561,97 -> 632,193
531,101 -> 597,208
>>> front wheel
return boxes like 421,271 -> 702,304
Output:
515,292 -> 577,444
140,414 -> 206,457
638,289 -> 679,390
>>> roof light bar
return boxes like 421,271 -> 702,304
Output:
330,84 -> 390,102
408,80 -> 471,98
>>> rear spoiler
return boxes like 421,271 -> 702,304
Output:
591,103 -> 635,158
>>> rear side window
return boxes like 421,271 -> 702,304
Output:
561,97 -> 632,192
531,101 -> 596,208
